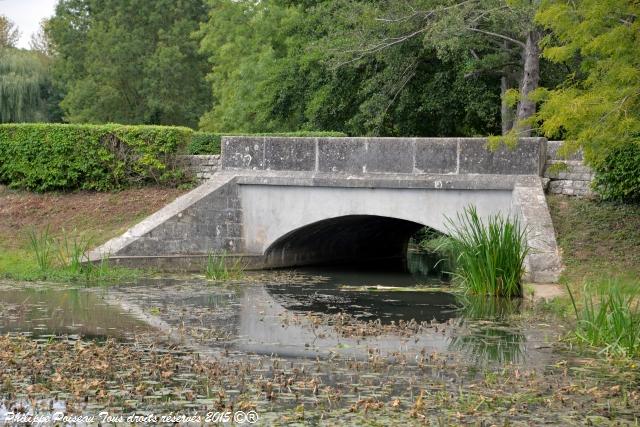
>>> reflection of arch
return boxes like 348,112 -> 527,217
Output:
264,215 -> 437,269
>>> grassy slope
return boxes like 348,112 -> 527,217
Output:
0,186 -> 187,278
548,195 -> 640,289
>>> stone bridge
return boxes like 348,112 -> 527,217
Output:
89,137 -> 562,283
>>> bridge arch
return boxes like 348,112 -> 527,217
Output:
263,214 -> 436,268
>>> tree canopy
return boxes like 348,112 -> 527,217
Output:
0,15 -> 20,48
0,48 -> 59,123
197,0 -> 503,136
534,0 -> 640,164
47,0 -> 212,128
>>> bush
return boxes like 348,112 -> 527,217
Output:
592,142 -> 640,203
186,131 -> 347,155
188,132 -> 221,155
0,123 -> 192,191
438,206 -> 529,298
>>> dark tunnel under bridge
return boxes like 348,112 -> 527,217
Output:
263,215 -> 435,269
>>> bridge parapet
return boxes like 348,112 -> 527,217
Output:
221,137 -> 547,176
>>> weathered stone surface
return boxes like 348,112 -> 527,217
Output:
318,138 -> 367,173
221,136 -> 265,170
458,138 -> 545,175
221,136 -> 548,176
544,157 -> 594,197
513,176 -> 563,283
265,137 -> 315,171
547,140 -> 584,161
414,139 -> 457,174
366,138 -> 414,173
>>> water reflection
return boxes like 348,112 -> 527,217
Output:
0,284 -> 151,339
449,296 -> 527,364
0,267 -> 549,368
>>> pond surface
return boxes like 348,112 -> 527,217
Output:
1,257 -> 638,425
0,258 -> 551,367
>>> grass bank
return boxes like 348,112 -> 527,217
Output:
548,195 -> 640,357
548,195 -> 640,287
0,185 -> 186,282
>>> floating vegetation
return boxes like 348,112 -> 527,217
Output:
339,285 -> 457,293
1,274 -> 640,424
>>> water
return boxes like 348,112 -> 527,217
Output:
0,256 -> 547,366
2,259 -> 638,424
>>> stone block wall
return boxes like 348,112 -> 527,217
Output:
179,155 -> 220,181
221,136 -> 547,176
179,140 -> 595,198
543,141 -> 594,197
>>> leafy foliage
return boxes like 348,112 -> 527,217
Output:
197,0 -> 502,136
47,0 -> 211,127
188,132 -> 221,156
535,0 -> 640,179
0,15 -> 19,48
0,48 -> 59,123
0,123 -> 192,191
592,142 -> 640,202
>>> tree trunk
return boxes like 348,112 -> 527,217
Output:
515,30 -> 540,137
501,76 -> 514,135
500,40 -> 516,136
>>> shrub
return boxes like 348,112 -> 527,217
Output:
439,206 -> 529,298
0,123 -> 192,191
188,132 -> 221,155
186,131 -> 347,155
592,142 -> 640,203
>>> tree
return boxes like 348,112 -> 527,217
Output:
198,0 -> 502,136
47,0 -> 211,127
30,19 -> 54,56
322,0 -> 543,136
534,0 -> 640,163
0,14 -> 20,48
0,48 -> 52,122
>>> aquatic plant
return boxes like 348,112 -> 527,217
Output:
205,250 -> 244,281
23,227 -> 139,283
56,229 -> 92,274
27,226 -> 55,272
568,282 -> 640,358
438,206 -> 529,298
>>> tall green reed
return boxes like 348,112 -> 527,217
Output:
205,250 -> 244,281
567,281 -> 640,358
27,226 -> 55,271
438,205 -> 529,298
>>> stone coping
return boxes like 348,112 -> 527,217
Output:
221,136 -> 547,176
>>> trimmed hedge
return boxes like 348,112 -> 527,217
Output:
0,123 -> 193,191
0,124 -> 349,191
592,142 -> 640,203
186,131 -> 347,155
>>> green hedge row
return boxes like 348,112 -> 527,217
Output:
0,124 -> 347,191
0,123 -> 193,191
187,131 -> 347,155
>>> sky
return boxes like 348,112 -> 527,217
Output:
0,0 -> 57,49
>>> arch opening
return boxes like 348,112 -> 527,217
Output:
263,215 -> 447,272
